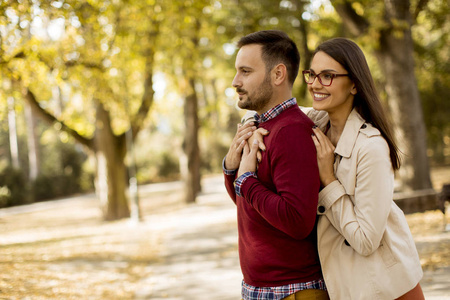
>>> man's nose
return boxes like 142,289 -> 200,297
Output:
232,74 -> 241,88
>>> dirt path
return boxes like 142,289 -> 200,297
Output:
0,174 -> 449,299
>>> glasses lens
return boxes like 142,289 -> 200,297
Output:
304,71 -> 313,83
319,73 -> 332,86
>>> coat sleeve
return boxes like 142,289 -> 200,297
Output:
318,137 -> 394,256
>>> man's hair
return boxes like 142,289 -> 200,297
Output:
237,30 -> 300,86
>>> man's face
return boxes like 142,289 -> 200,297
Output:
232,44 -> 273,113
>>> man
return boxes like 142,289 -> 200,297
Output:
223,30 -> 328,300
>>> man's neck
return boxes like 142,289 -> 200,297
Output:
256,91 -> 293,115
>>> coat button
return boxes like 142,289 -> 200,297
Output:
344,239 -> 350,246
361,124 -> 367,129
318,205 -> 325,213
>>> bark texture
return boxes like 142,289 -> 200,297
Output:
332,0 -> 432,191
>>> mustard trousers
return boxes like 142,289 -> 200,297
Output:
281,289 -> 330,300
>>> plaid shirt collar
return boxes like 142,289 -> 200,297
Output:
254,98 -> 297,124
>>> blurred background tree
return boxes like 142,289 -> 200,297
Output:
0,0 -> 448,220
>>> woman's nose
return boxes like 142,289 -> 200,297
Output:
310,75 -> 322,89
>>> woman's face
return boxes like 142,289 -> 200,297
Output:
308,51 -> 357,115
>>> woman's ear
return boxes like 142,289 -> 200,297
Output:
351,84 -> 357,95
272,64 -> 287,86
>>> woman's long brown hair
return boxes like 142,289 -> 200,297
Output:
314,38 -> 401,170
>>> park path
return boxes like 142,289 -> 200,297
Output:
133,175 -> 242,299
0,175 -> 449,299
131,175 -> 450,299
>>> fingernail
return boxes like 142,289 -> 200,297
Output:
312,125 -> 318,129
311,133 -> 315,137
248,132 -> 252,136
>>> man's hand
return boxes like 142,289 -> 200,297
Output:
225,122 -> 257,170
238,139 -> 260,177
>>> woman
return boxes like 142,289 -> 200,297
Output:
244,38 -> 424,299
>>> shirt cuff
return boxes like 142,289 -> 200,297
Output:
235,171 -> 257,197
222,156 -> 237,175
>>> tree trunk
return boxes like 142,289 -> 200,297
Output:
331,0 -> 432,192
25,102 -> 40,181
293,0 -> 313,100
182,78 -> 201,203
7,97 -> 20,169
375,0 -> 432,191
94,102 -> 130,220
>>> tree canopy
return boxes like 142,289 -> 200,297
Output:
0,0 -> 448,217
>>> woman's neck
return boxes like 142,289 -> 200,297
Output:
327,108 -> 352,147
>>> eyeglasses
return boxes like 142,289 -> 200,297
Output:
302,70 -> 350,87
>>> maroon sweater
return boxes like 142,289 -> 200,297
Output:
225,105 -> 322,287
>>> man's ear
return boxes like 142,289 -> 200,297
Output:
272,64 -> 287,86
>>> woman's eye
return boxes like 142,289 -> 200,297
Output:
322,73 -> 333,80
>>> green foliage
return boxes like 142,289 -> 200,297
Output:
136,150 -> 180,184
201,133 -> 230,173
0,166 -> 29,208
413,0 -> 450,164
34,130 -> 92,200
157,152 -> 180,179
0,0 -> 448,206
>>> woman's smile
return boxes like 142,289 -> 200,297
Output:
313,92 -> 330,101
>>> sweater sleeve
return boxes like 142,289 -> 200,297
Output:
241,124 -> 320,239
318,137 -> 394,256
222,157 -> 238,204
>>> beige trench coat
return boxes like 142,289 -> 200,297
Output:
303,107 -> 423,299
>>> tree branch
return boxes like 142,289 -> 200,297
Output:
130,25 -> 160,139
331,0 -> 370,36
0,50 -> 25,65
413,0 -> 429,23
23,85 -> 94,149
65,59 -> 105,71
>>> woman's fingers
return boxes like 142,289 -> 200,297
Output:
250,139 -> 259,157
254,128 -> 269,151
312,127 -> 335,154
312,127 -> 337,187
238,140 -> 259,177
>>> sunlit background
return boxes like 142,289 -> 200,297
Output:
0,0 -> 449,298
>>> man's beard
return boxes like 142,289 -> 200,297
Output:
237,73 -> 273,112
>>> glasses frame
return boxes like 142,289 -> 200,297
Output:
302,70 -> 350,87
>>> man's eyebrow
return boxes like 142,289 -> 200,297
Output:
237,65 -> 254,70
